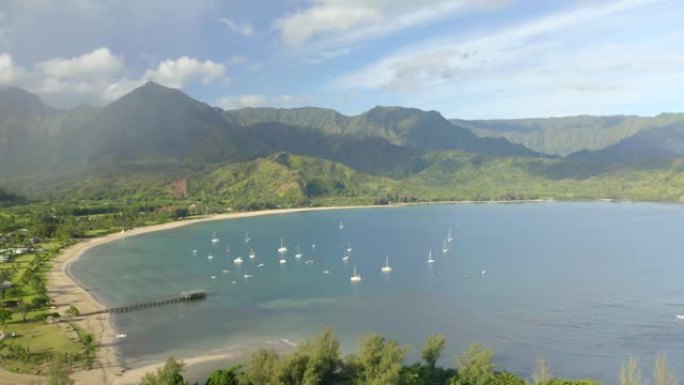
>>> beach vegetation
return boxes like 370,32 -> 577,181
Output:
204,365 -> 241,385
145,331 -> 673,385
422,333 -> 446,368
47,353 -> 74,385
530,358 -> 553,385
140,356 -> 188,385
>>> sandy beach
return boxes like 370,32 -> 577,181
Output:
39,205 -> 379,385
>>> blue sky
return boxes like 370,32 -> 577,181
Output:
0,0 -> 681,119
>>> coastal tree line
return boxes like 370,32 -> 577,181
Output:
133,328 -> 677,385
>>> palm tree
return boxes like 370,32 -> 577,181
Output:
82,334 -> 97,370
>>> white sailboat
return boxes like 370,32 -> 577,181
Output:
249,248 -> 256,259
207,253 -> 214,261
233,256 -> 244,264
295,246 -> 303,259
350,265 -> 362,282
442,240 -> 449,254
342,252 -> 350,262
244,231 -> 251,243
211,231 -> 220,244
277,237 -> 288,253
346,242 -> 352,253
339,221 -> 345,230
279,257 -> 287,264
243,270 -> 253,279
381,256 -> 392,273
447,228 -> 453,242
427,249 -> 435,264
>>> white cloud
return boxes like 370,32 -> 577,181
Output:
0,47 -> 228,107
142,56 -> 226,88
0,53 -> 21,84
218,94 -> 311,110
36,47 -> 123,80
216,17 -> 254,37
329,0 -> 677,118
276,0 -> 509,47
334,0 -> 665,92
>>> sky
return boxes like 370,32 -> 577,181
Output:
0,0 -> 682,119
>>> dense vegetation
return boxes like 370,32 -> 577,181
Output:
452,114 -> 684,156
0,198 -> 195,376
132,329 -> 675,385
3,82 -> 684,206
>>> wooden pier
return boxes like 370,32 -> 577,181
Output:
81,290 -> 207,316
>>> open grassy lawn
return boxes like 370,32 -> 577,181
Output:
0,322 -> 83,374
0,244 -> 87,374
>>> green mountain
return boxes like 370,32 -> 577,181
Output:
226,106 -> 539,157
193,153 -> 396,208
2,82 -> 684,206
452,114 -> 684,156
0,87 -> 100,177
227,107 -> 348,135
1,83 -> 528,179
61,81 -> 242,165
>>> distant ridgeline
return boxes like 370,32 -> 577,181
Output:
2,82 -> 684,206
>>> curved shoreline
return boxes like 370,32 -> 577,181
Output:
35,198 -> 655,384
46,204 -> 390,385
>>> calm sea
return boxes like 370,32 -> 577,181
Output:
70,202 -> 684,382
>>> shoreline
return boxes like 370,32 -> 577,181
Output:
40,198 -> 642,385
45,204 -> 390,385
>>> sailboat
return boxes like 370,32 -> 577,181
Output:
442,240 -> 449,254
279,256 -> 287,264
346,242 -> 353,253
342,252 -> 350,262
277,237 -> 288,253
339,221 -> 345,230
243,270 -> 253,279
211,231 -> 220,244
233,256 -> 243,264
225,244 -> 230,254
350,265 -> 362,282
295,246 -> 303,259
249,248 -> 256,259
427,249 -> 435,264
381,257 -> 392,273
447,228 -> 453,242
244,231 -> 251,243
207,253 -> 214,261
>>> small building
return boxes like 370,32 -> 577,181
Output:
14,247 -> 32,255
180,290 -> 207,301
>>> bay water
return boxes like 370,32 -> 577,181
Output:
70,203 -> 684,382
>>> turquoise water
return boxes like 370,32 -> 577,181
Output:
71,203 -> 684,381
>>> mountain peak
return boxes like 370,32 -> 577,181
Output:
134,80 -> 180,95
0,86 -> 52,117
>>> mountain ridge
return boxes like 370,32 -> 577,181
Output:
2,83 -> 684,204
